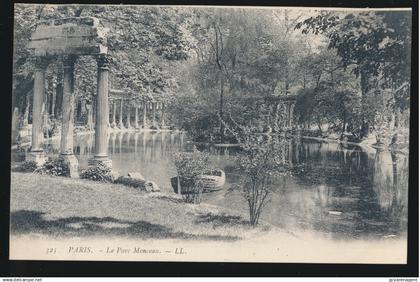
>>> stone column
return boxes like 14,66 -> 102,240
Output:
119,98 -> 124,129
111,100 -> 117,127
92,95 -> 96,125
290,103 -> 295,128
152,102 -> 156,127
87,103 -> 93,131
50,81 -> 56,117
126,106 -> 131,128
143,102 -> 147,128
60,55 -> 79,177
54,71 -> 63,120
161,103 -> 165,128
23,92 -> 30,126
28,57 -> 49,165
90,54 -> 112,168
134,106 -> 139,129
43,89 -> 49,137
107,100 -> 111,128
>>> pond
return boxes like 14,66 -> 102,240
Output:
12,131 -> 409,240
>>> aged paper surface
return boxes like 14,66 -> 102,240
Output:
10,5 -> 411,263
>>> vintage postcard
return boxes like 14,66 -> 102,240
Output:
10,4 -> 411,263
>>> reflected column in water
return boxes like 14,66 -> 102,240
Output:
170,133 -> 174,147
125,132 -> 131,151
134,132 -> 138,154
151,133 -> 156,161
118,132 -> 123,157
294,139 -> 300,163
111,132 -> 116,155
288,139 -> 293,166
86,133 -> 94,155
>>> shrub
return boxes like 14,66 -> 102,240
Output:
150,125 -> 159,130
14,161 -> 38,173
114,176 -> 146,189
35,158 -> 70,177
235,130 -> 290,226
173,148 -> 211,204
80,163 -> 113,182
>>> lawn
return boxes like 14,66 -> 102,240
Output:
10,172 -> 407,263
10,172 -> 270,241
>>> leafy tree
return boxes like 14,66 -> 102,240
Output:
296,10 -> 411,137
13,4 -> 195,123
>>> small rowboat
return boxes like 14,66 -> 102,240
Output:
171,169 -> 226,194
198,169 -> 226,191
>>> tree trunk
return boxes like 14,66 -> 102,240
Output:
317,115 -> 323,134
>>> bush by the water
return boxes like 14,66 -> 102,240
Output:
173,148 -> 211,204
114,176 -> 146,189
14,160 -> 38,172
35,158 -> 70,177
80,163 -> 113,182
235,129 -> 290,226
150,125 -> 159,130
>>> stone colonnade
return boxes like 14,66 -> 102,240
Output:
27,17 -> 112,177
262,98 -> 296,130
28,54 -> 112,176
108,100 -> 166,129
281,101 -> 295,129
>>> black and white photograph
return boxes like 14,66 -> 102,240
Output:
9,4 -> 412,264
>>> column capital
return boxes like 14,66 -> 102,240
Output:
34,56 -> 50,71
62,55 -> 77,69
97,54 -> 110,70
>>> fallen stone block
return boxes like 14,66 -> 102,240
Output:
127,172 -> 145,181
145,181 -> 160,192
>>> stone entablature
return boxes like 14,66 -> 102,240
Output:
28,17 -> 109,57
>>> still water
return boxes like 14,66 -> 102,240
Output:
12,131 -> 409,240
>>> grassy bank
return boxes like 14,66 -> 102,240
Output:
10,172 -> 407,263
10,172 -> 270,241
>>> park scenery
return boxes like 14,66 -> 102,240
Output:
10,5 -> 410,263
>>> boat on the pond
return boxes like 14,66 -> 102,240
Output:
171,169 -> 226,194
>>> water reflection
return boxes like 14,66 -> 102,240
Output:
11,133 -> 408,239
